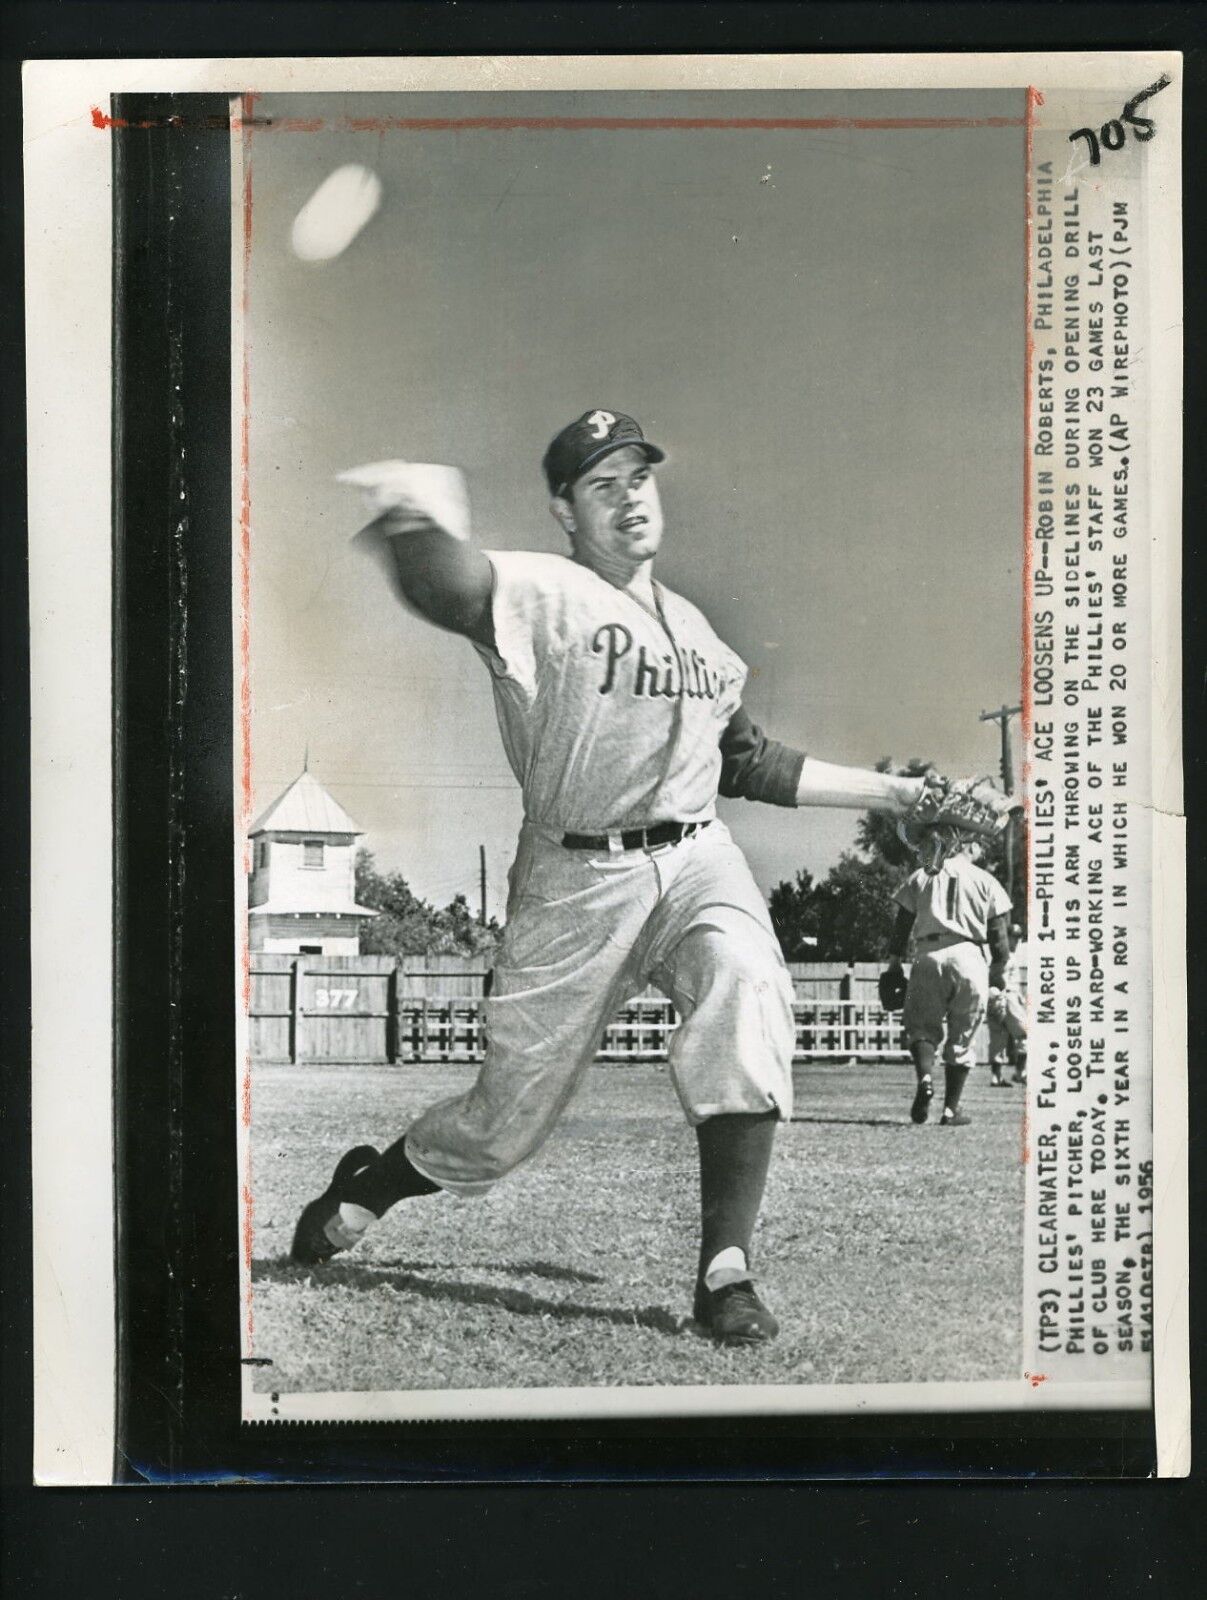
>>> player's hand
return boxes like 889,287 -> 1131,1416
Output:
337,461 -> 471,542
891,770 -> 935,814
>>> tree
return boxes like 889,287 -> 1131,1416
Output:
768,868 -> 821,960
854,757 -> 936,868
978,817 -> 1026,929
439,893 -> 501,956
814,851 -> 900,961
769,854 -> 900,962
355,849 -> 501,958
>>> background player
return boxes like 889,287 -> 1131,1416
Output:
291,409 -> 998,1345
988,923 -> 1028,1086
887,811 -> 1014,1128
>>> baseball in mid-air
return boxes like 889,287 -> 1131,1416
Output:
290,164 -> 383,262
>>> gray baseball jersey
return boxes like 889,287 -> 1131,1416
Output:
476,550 -> 748,833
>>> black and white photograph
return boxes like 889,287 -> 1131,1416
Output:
240,82 -> 1040,1412
22,51 -> 1184,1479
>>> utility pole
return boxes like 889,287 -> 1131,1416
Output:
479,844 -> 487,926
979,703 -> 1023,908
978,703 -> 1023,794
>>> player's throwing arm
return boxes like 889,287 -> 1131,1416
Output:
339,461 -> 496,644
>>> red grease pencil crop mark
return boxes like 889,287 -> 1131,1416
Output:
242,1180 -> 256,1329
330,113 -> 1026,133
269,117 -> 326,133
242,1184 -> 254,1268
1024,1371 -> 1048,1387
240,93 -> 258,1354
91,104 -> 184,131
240,1059 -> 252,1349
241,1053 -> 254,1351
1020,87 -> 1043,778
1020,87 -> 1041,1043
93,107 -> 1027,134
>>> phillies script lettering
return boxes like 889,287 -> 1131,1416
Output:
592,622 -> 726,700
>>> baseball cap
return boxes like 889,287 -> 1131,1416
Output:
542,410 -> 665,497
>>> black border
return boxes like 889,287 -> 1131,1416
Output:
5,2 -> 1204,1595
112,93 -> 241,1484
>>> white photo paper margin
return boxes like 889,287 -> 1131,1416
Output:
23,52 -> 1185,1484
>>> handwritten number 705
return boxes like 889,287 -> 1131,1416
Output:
1069,74 -> 1172,166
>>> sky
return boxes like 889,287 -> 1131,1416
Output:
246,89 -> 1025,920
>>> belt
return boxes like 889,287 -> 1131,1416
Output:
561,820 -> 710,853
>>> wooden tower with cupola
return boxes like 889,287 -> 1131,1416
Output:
247,765 -> 376,954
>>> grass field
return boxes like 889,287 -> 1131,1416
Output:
248,1058 -> 1025,1396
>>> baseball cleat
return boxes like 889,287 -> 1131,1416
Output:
290,1145 -> 381,1265
692,1280 -> 780,1346
939,1109 -> 972,1127
909,1078 -> 934,1124
990,1075 -> 1009,1088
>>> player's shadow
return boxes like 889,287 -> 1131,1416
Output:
301,1257 -> 605,1285
788,1113 -> 908,1128
254,1258 -> 684,1336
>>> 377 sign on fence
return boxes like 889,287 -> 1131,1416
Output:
312,987 -> 359,1010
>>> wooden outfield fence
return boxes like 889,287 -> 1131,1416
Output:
248,954 -> 920,1064
249,955 -> 397,1064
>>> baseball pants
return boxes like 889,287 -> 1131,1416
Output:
901,939 -> 990,1068
988,989 -> 1027,1063
405,818 -> 797,1195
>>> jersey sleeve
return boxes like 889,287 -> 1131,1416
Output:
717,705 -> 806,807
891,873 -> 920,914
984,871 -> 1013,921
474,550 -> 567,700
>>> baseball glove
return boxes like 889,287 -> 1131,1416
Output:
897,775 -> 1020,874
878,963 -> 909,1013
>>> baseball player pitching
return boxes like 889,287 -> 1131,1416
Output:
290,409 -> 1001,1345
885,790 -> 1018,1128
